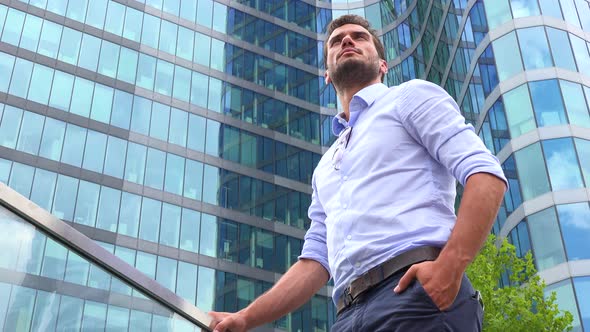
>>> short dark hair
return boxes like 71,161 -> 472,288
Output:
323,15 -> 386,69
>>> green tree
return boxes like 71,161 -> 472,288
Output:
466,235 -> 573,332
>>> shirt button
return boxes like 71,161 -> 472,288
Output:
347,235 -> 352,240
343,176 -> 348,181
355,262 -> 361,268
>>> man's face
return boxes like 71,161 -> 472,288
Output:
325,24 -> 387,90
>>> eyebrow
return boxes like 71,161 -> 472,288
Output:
329,30 -> 371,45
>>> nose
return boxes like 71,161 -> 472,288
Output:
341,34 -> 354,47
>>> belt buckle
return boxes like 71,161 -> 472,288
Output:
342,287 -> 354,307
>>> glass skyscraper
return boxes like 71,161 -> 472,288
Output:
0,0 -> 588,331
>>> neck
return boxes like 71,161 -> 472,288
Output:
336,79 -> 381,121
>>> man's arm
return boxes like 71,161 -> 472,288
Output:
395,172 -> 505,310
209,258 -> 329,332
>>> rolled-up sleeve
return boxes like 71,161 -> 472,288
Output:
298,173 -> 331,276
398,79 -> 508,188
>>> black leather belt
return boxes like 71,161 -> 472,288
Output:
336,246 -> 441,315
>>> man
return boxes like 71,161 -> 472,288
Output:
209,15 -> 507,331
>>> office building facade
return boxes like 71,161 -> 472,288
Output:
0,0 -> 588,331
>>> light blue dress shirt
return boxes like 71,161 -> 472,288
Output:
299,79 -> 508,305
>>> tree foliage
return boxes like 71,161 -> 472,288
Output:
466,235 -> 573,332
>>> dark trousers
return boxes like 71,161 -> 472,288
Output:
331,270 -> 483,332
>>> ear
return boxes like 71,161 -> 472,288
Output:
324,70 -> 332,85
379,59 -> 388,76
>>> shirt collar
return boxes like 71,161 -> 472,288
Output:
331,83 -> 389,136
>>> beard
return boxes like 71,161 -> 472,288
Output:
328,55 -> 381,91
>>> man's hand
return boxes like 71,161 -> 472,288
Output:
393,259 -> 463,311
209,311 -> 249,332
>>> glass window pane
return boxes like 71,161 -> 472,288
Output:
66,0 -> 88,21
96,186 -> 121,232
514,142 -> 551,200
212,2 -> 227,33
82,130 -> 107,173
130,96 -> 151,135
517,27 -> 552,70
110,90 -> 133,130
4,286 -> 35,332
73,180 -> 100,226
187,113 -> 206,152
31,290 -> 59,331
169,108 -> 187,147
510,0 -> 540,17
199,213 -> 217,257
58,27 -> 82,65
141,14 -> 160,49
64,251 -> 90,285
123,7 -> 143,42
124,142 -> 146,184
97,40 -> 120,78
56,296 -> 83,331
49,70 -> 74,111
139,197 -> 161,243
196,266 -> 215,311
529,80 -> 567,127
483,0 -> 512,29
136,53 -> 156,91
560,80 -> 590,127
0,52 -> 15,92
150,102 -> 169,141
118,192 -> 141,237
557,203 -> 590,261
160,203 -> 181,248
176,26 -> 194,61
180,208 -> 200,253
180,0 -> 197,22
176,261 -> 197,304
545,279 -> 582,331
90,84 -> 114,123
492,32 -> 523,81
196,0 -> 213,28
51,174 -> 78,221
190,71 -> 208,109
1,9 -> 25,46
164,153 -> 184,195
28,64 -> 53,104
103,136 -> 127,179
205,120 -> 221,156
106,306 -> 130,331
542,138 -> 584,190
78,34 -> 101,72
546,28 -> 577,72
0,105 -> 23,149
81,301 -> 107,331
575,138 -> 590,186
86,0 -> 108,29
155,59 -> 174,96
29,168 -> 57,211
183,159 -> 203,201
40,237 -> 67,280
561,0 -> 581,27
104,1 -> 125,36
574,277 -> 590,331
61,124 -> 87,167
117,48 -> 138,84
155,256 -> 177,292
173,65 -> 191,102
194,33 -> 211,66
159,20 -> 177,55
144,148 -> 166,190
527,207 -> 566,270
8,58 -> 33,99
46,0 -> 67,15
210,38 -> 225,72
571,35 -> 590,75
70,77 -> 95,118
16,111 -> 44,155
539,0 -> 563,19
19,14 -> 42,52
39,117 -> 65,161
37,20 -> 62,58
